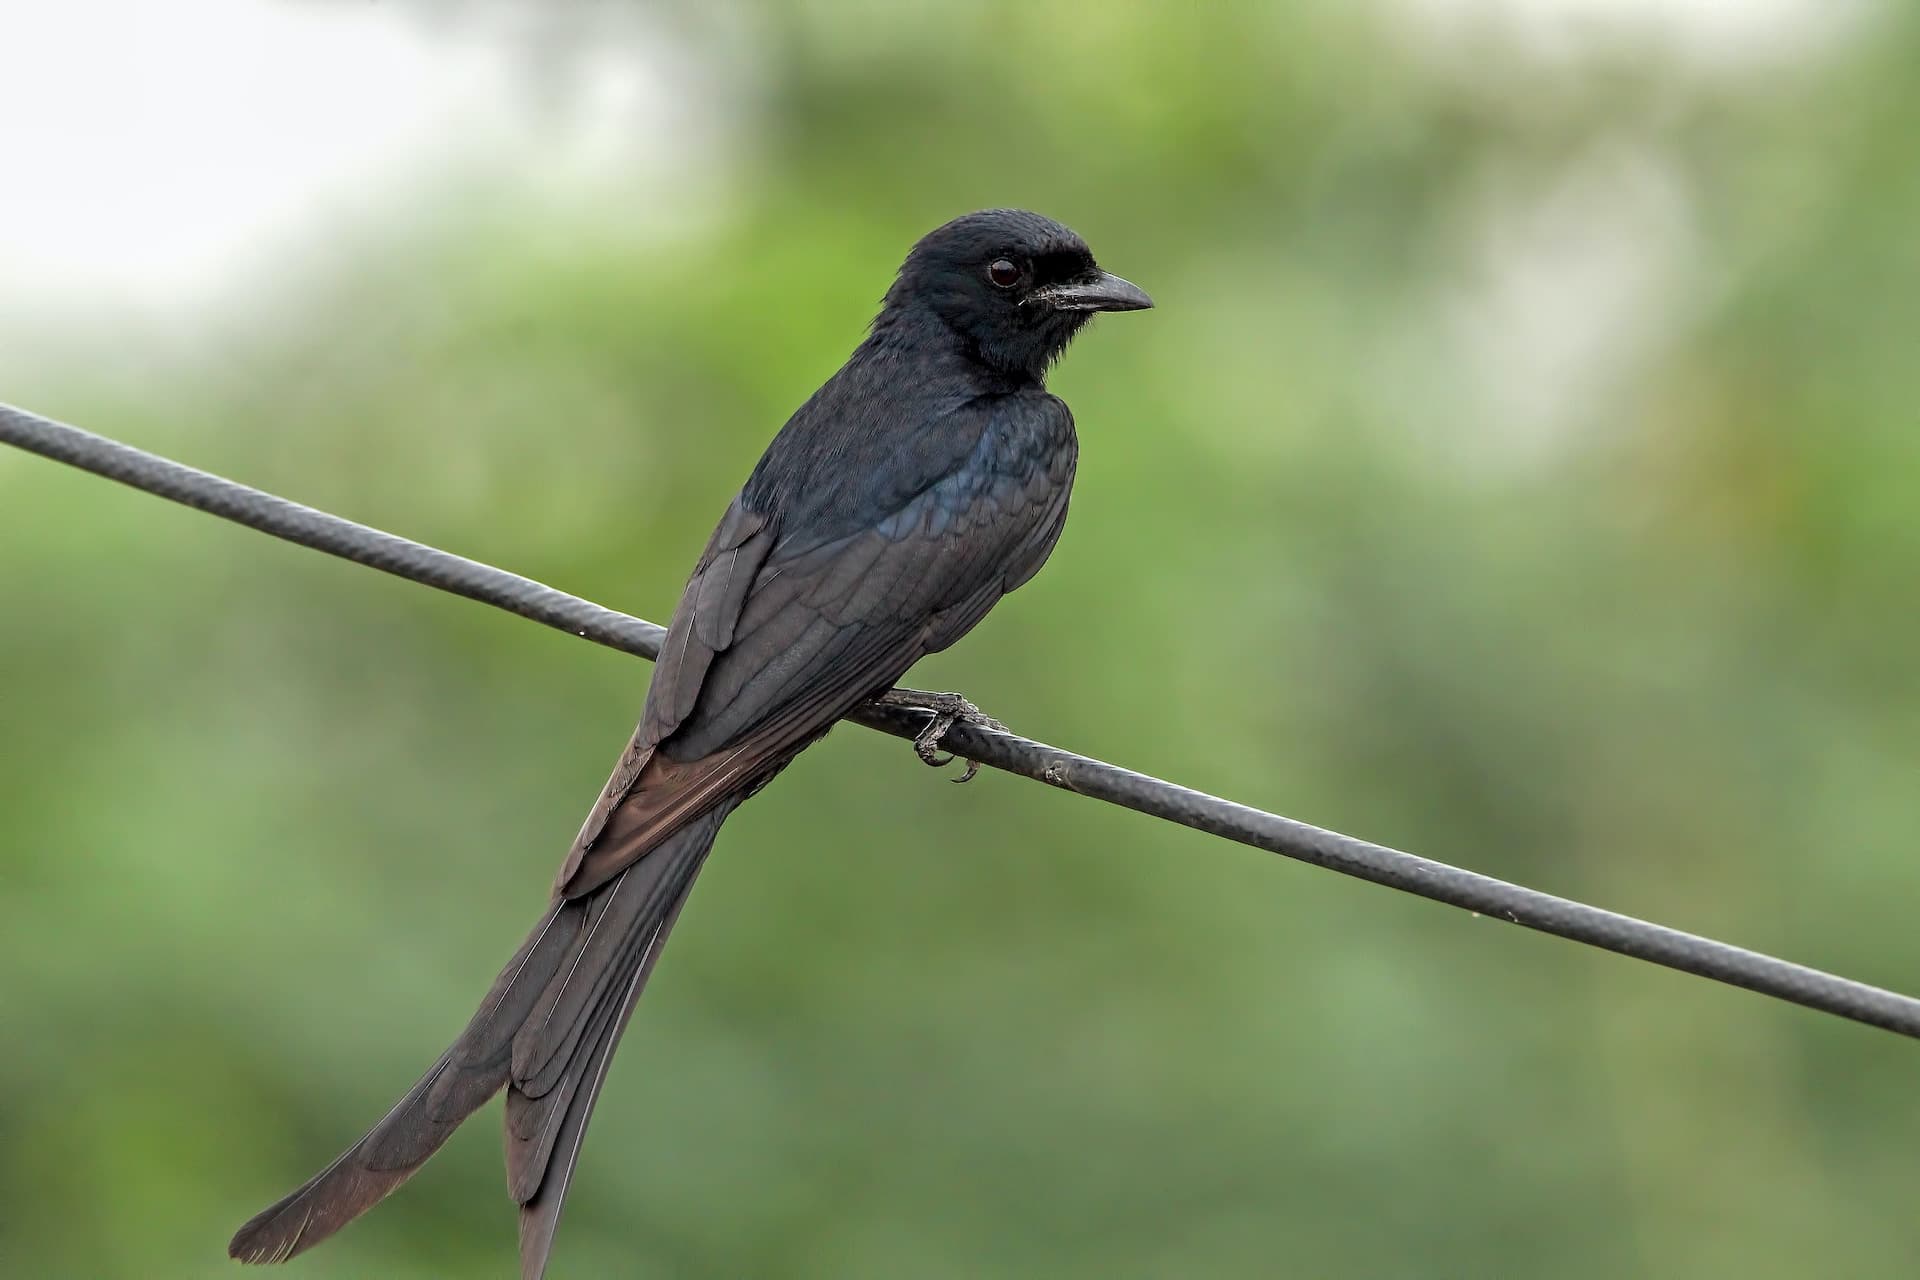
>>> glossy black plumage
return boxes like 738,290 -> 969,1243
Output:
229,209 -> 1150,1278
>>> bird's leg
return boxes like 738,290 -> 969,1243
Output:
871,687 -> 1007,783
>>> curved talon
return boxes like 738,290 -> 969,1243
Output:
880,687 -> 1002,782
913,716 -> 957,767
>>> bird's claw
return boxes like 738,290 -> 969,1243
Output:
874,688 -> 1005,783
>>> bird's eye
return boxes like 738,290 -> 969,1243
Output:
987,258 -> 1022,288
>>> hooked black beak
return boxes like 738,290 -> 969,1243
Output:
1032,269 -> 1154,313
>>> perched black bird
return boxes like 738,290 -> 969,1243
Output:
228,209 -> 1151,1278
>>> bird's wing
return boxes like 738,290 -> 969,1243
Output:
555,397 -> 1073,897
553,495 -> 775,883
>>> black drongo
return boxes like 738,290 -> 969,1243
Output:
229,209 -> 1151,1278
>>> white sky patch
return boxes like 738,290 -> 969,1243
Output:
1441,145 -> 1699,467
0,0 -> 1871,320
1372,0 -> 1878,474
1387,0 -> 1877,70
0,0 -> 708,313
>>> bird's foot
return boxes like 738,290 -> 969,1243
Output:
872,687 -> 1006,783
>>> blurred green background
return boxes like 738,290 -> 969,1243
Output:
5,2 -> 1919,1276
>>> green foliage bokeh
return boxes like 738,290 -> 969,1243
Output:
4,4 -> 1919,1276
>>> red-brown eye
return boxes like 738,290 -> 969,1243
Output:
987,258 -> 1021,288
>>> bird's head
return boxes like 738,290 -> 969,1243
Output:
880,209 -> 1152,379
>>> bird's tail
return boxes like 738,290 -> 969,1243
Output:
228,804 -> 729,1278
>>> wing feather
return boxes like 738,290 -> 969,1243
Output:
557,395 -> 1075,899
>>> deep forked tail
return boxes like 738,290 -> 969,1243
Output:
229,806 -> 728,1278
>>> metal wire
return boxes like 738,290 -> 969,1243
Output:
7,399 -> 1919,1041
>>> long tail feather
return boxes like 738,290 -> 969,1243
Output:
510,808 -> 724,1279
229,806 -> 727,1272
228,901 -> 584,1263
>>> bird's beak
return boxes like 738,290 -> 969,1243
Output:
1032,270 -> 1154,313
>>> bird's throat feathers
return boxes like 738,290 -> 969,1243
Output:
866,291 -> 1090,387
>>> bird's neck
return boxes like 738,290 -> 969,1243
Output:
864,300 -> 1048,393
